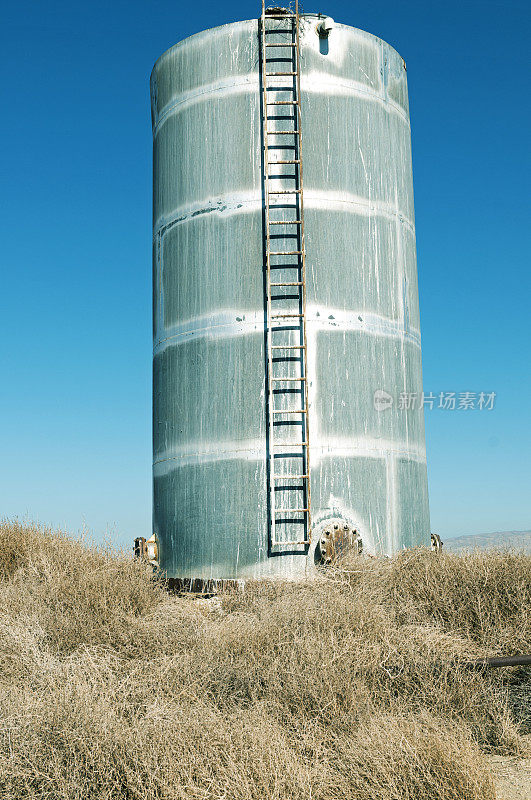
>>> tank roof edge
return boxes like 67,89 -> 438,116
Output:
150,16 -> 406,83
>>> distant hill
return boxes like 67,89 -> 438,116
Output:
443,530 -> 531,554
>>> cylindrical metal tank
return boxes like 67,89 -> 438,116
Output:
151,13 -> 430,581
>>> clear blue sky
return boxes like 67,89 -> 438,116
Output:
1,0 -> 529,547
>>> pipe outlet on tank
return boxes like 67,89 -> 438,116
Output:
317,17 -> 334,37
314,520 -> 362,566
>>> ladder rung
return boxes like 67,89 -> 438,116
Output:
267,129 -> 299,134
271,539 -> 311,546
271,314 -> 303,319
271,376 -> 306,381
267,101 -> 298,105
271,345 -> 304,349
265,43 -> 297,47
275,508 -> 308,513
265,72 -> 298,76
268,160 -> 300,165
269,219 -> 301,224
268,190 -> 301,195
269,250 -> 302,255
273,474 -> 308,480
272,409 -> 306,414
264,13 -> 296,18
270,281 -> 303,286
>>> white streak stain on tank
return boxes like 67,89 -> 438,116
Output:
394,184 -> 406,330
153,306 -> 420,355
385,455 -> 398,555
154,75 -> 258,135
153,65 -> 409,137
154,190 -> 414,239
153,437 -> 425,475
313,438 -> 426,463
155,232 -> 165,348
302,72 -> 409,126
306,325 -> 319,448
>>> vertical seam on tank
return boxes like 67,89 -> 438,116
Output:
157,232 -> 164,342
386,455 -> 398,553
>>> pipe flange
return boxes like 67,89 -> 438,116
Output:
316,520 -> 362,565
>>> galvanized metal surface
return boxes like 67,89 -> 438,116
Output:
151,13 -> 430,580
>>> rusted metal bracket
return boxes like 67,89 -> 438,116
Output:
133,535 -> 159,567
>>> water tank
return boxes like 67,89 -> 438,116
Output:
151,12 -> 430,582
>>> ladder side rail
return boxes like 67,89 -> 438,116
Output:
260,5 -> 278,545
294,2 -> 312,541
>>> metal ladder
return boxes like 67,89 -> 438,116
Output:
260,1 -> 311,549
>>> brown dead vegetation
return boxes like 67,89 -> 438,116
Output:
0,520 -> 528,799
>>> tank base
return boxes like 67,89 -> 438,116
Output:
166,577 -> 244,596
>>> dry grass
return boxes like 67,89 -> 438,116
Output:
0,520 -> 529,799
335,548 -> 530,652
